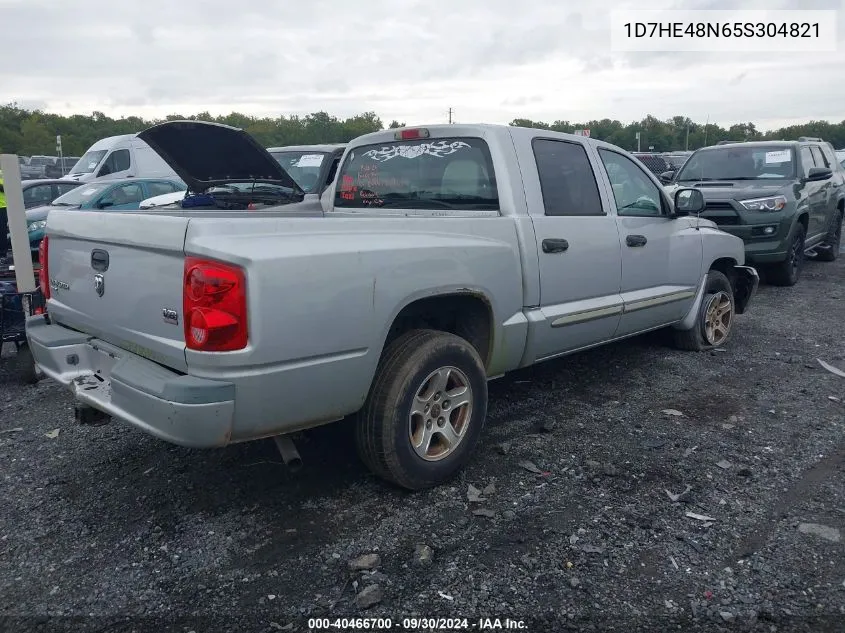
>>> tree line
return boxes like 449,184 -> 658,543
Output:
1,103 -> 843,157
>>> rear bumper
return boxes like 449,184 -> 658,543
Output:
25,316 -> 235,448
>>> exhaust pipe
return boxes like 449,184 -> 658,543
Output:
273,434 -> 303,472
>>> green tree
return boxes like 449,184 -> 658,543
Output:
20,114 -> 53,154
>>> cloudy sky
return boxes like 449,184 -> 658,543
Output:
1,0 -> 843,131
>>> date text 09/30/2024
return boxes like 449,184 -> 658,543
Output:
307,617 -> 528,630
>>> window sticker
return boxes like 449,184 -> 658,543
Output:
765,150 -> 791,164
296,154 -> 323,167
362,141 -> 472,163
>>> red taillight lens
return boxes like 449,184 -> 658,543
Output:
182,257 -> 247,351
395,128 -> 430,141
38,237 -> 50,300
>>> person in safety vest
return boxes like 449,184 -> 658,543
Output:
0,171 -> 10,258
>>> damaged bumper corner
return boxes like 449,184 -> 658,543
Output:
732,265 -> 759,314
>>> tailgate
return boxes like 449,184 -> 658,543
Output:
45,210 -> 190,372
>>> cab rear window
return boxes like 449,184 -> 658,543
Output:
334,137 -> 498,210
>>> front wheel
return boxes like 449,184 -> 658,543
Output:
355,329 -> 488,490
672,270 -> 735,352
767,223 -> 806,286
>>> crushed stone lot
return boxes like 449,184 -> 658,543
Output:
1,256 -> 844,633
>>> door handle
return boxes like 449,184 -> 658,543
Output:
542,238 -> 569,253
626,234 -> 647,247
90,249 -> 109,272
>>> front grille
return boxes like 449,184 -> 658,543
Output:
702,214 -> 740,225
704,201 -> 735,211
701,201 -> 740,226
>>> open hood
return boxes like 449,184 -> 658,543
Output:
138,120 -> 304,194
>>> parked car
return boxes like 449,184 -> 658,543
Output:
836,149 -> 845,168
138,143 -> 346,211
3,180 -> 82,258
25,178 -> 185,254
673,138 -> 845,286
27,122 -> 758,490
132,123 -> 313,212
62,134 -> 179,184
632,153 -> 675,180
20,179 -> 82,209
44,156 -> 81,178
17,156 -> 37,180
267,143 -> 345,195
22,155 -> 57,179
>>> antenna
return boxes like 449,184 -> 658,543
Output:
703,114 -> 710,146
448,108 -> 453,124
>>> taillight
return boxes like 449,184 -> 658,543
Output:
182,256 -> 247,351
38,237 -> 50,300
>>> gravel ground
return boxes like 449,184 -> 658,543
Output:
1,255 -> 844,633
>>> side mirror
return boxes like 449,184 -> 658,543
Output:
673,187 -> 705,216
659,170 -> 675,184
806,167 -> 832,181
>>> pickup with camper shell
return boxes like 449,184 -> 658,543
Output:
27,121 -> 759,490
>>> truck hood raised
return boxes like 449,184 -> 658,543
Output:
138,120 -> 304,195
676,180 -> 791,201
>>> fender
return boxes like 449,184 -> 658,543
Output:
674,264 -> 759,331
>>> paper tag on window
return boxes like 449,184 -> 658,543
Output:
765,150 -> 791,164
296,154 -> 323,167
81,188 -> 98,195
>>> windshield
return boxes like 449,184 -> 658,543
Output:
52,182 -> 111,206
70,150 -> 108,175
269,151 -> 328,192
678,146 -> 796,181
29,156 -> 55,166
334,137 -> 499,210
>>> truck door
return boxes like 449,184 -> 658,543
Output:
595,148 -> 702,338
95,147 -> 132,180
810,145 -> 834,240
524,137 -> 624,360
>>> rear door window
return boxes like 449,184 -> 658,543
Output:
810,146 -> 828,168
147,181 -> 180,197
533,139 -> 604,216
800,147 -> 815,178
334,137 -> 498,210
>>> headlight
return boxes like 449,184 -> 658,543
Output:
739,195 -> 787,212
27,220 -> 47,232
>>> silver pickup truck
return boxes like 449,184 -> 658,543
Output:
26,122 -> 759,490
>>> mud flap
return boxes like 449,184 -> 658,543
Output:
732,265 -> 759,314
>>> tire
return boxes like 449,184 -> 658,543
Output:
816,210 -> 842,263
355,329 -> 488,490
672,270 -> 735,352
14,342 -> 40,385
767,223 -> 806,287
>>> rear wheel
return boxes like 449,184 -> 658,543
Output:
767,223 -> 806,287
672,270 -> 735,352
355,329 -> 487,490
816,210 -> 842,262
